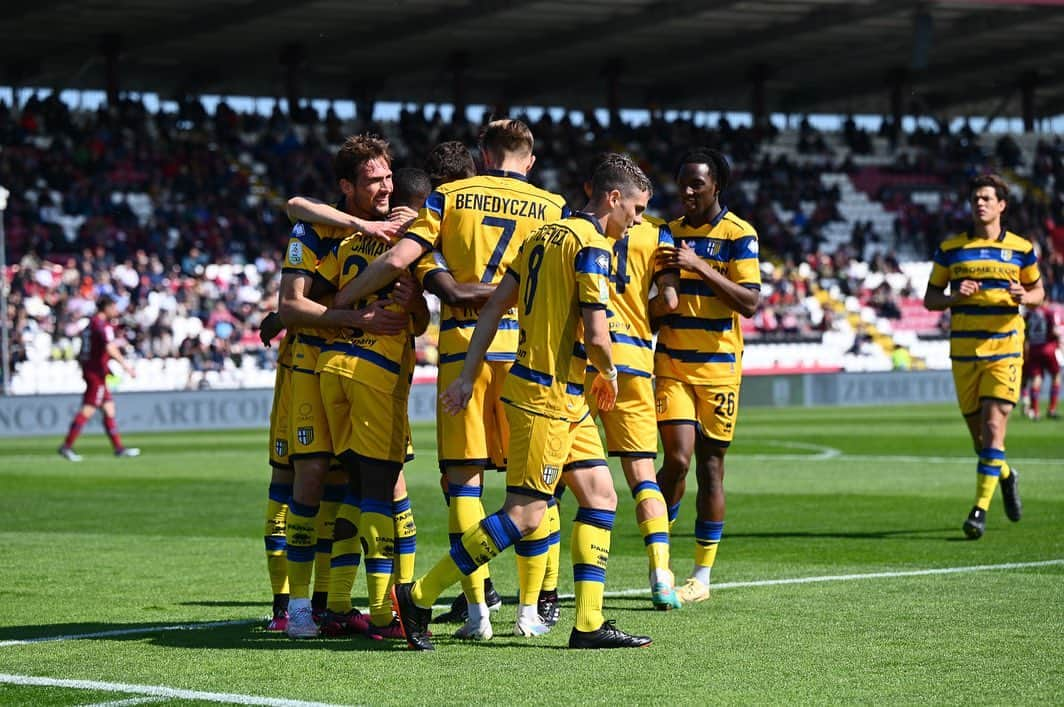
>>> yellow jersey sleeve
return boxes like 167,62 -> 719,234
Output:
403,190 -> 444,253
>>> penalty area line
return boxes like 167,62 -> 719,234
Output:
0,674 -> 346,707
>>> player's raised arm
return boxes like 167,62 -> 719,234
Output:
287,195 -> 409,242
440,274 -> 519,415
333,237 -> 426,309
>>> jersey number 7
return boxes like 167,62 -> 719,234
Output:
480,216 -> 518,283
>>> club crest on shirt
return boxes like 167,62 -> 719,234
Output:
1000,249 -> 1012,261
275,439 -> 289,458
297,426 -> 314,446
706,240 -> 721,256
542,464 -> 560,487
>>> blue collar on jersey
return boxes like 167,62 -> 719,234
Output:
965,227 -> 1006,242
483,168 -> 529,182
572,211 -> 606,235
682,205 -> 729,229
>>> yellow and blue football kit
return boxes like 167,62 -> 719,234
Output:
407,170 -> 569,471
929,229 -> 1040,415
268,333 -> 296,470
654,208 -> 761,445
928,228 -> 1039,515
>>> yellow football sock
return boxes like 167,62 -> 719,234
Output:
515,513 -> 551,606
393,495 -> 416,584
264,482 -> 291,596
359,499 -> 396,626
694,520 -> 724,569
284,500 -> 318,600
976,448 -> 1009,510
449,484 -> 488,604
326,496 -> 361,613
313,484 -> 344,598
542,499 -> 561,593
633,481 -> 671,575
572,508 -> 614,632
412,510 -> 522,609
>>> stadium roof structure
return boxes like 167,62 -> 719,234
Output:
4,0 -> 1064,121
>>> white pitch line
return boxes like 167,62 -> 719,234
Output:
729,453 -> 1060,465
0,618 -> 258,648
580,558 -> 1064,599
0,674 -> 346,707
86,697 -> 167,706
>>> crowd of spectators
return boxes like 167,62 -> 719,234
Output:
2,92 -> 1062,388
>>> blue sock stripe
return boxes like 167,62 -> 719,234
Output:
267,483 -> 293,503
330,553 -> 361,568
631,480 -> 661,498
451,543 -> 479,575
395,536 -> 416,553
668,502 -> 681,523
360,498 -> 393,516
322,484 -> 347,503
547,531 -> 561,545
447,483 -> 483,498
483,512 -> 522,550
264,536 -> 287,552
286,546 -> 315,563
365,558 -> 394,574
315,539 -> 334,554
288,500 -> 319,519
695,520 -> 725,542
980,448 -> 1007,461
575,507 -> 616,531
342,492 -> 362,507
573,563 -> 607,583
977,463 -> 1001,477
643,532 -> 669,546
393,497 -> 412,513
448,532 -> 463,549
514,537 -> 551,556
547,497 -> 557,508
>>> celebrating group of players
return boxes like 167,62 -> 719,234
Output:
259,118 -> 761,650
258,118 -> 1048,651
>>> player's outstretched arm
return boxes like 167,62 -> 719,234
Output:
279,272 -> 368,331
423,270 -> 496,309
287,196 -> 408,242
334,239 -> 425,309
440,274 -> 519,415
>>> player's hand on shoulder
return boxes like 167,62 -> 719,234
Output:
389,205 -> 418,228
361,218 -> 404,243
441,377 -> 474,415
388,273 -> 422,311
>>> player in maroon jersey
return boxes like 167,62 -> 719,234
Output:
1024,303 -> 1061,420
58,295 -> 140,461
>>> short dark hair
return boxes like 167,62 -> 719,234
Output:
480,119 -> 534,162
425,141 -> 476,187
96,294 -> 116,311
589,153 -> 651,198
969,173 -> 1009,203
334,134 -> 391,184
678,147 -> 731,193
392,167 -> 432,210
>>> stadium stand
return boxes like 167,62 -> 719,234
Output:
2,95 -> 1061,392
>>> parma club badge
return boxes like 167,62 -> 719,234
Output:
275,439 -> 288,458
296,426 -> 314,446
542,464 -> 560,487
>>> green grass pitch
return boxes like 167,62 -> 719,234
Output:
1,404 -> 1061,705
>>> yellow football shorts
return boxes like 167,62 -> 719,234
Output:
952,356 -> 1021,417
288,339 -> 333,461
586,371 -> 657,457
437,359 -> 511,471
268,363 -> 293,469
655,375 -> 740,447
320,371 -> 410,470
504,404 -> 605,500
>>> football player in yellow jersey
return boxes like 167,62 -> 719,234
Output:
654,148 -> 761,605
924,173 -> 1043,539
393,155 -> 653,651
278,134 -> 412,638
331,120 -> 569,641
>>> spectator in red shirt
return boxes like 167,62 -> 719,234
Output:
58,295 -> 140,461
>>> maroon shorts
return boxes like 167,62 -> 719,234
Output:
82,373 -> 113,407
1027,347 -> 1060,379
